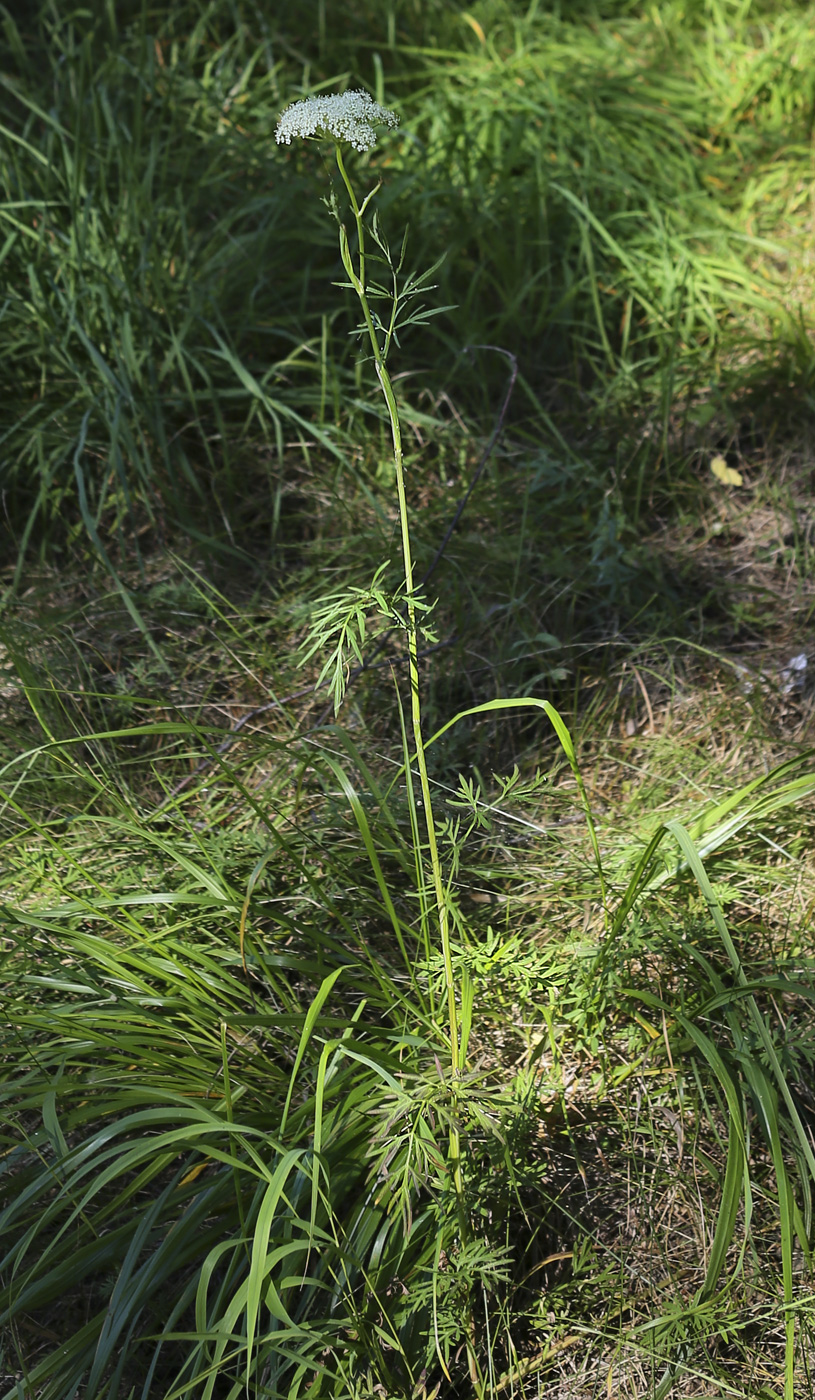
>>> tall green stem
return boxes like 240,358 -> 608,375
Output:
334,143 -> 465,1188
333,142 -> 485,1394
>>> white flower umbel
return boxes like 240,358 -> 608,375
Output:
275,90 -> 399,152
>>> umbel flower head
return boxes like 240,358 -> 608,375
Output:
276,90 -> 399,152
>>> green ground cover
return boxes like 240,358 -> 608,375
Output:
2,1 -> 815,1396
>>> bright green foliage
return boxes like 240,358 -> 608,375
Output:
3,606 -> 815,1395
2,2 -> 815,1398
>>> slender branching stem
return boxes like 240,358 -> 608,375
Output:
334,144 -> 466,1203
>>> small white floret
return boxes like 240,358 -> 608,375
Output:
276,90 -> 399,152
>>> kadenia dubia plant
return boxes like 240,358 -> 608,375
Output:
274,87 -> 606,1395
278,88 -> 483,1388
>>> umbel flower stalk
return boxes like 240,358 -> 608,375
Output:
276,89 -> 477,1382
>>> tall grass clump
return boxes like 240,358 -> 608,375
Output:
277,0 -> 815,415
4,0 -> 815,605
0,0 -> 346,617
